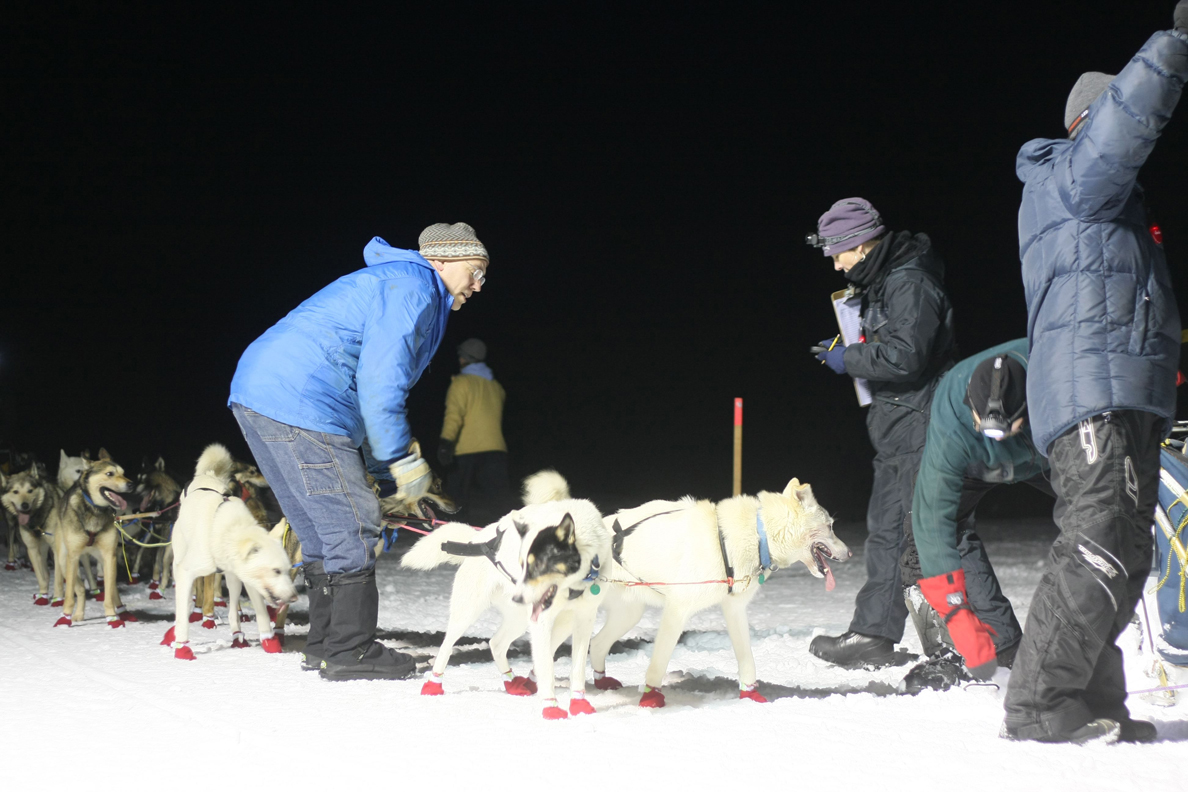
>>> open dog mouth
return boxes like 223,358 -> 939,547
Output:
100,488 -> 128,510
812,543 -> 837,591
17,512 -> 30,526
531,584 -> 559,623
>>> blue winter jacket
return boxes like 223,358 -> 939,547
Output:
228,237 -> 453,466
1018,29 -> 1188,455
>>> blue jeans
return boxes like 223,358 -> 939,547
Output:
231,403 -> 380,575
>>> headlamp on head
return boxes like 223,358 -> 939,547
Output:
975,356 -> 1027,440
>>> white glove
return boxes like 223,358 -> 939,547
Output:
389,448 -> 431,501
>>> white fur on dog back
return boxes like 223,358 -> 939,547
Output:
521,470 -> 570,505
194,443 -> 234,481
400,521 -> 497,570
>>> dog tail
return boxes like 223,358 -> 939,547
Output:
194,443 -> 234,482
522,470 -> 570,505
400,521 -> 482,569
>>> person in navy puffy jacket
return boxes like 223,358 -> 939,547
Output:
1002,5 -> 1188,744
228,223 -> 489,680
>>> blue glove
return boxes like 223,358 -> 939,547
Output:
815,339 -> 847,375
375,478 -> 398,499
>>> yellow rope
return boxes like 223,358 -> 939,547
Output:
112,519 -> 171,548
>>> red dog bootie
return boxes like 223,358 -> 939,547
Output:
238,609 -> 254,623
213,597 -> 227,609
116,607 -> 138,623
639,686 -> 666,708
174,641 -> 195,661
33,593 -> 51,606
188,607 -> 202,623
54,614 -> 72,628
149,590 -> 165,601
503,671 -> 538,696
569,695 -> 596,716
93,590 -> 105,603
739,684 -> 767,703
230,631 -> 250,649
593,670 -> 622,690
260,635 -> 282,654
148,579 -> 160,591
50,597 -> 64,608
200,616 -> 216,630
422,672 -> 445,696
129,573 -> 141,585
160,626 -> 176,646
541,699 -> 569,720
107,616 -> 125,629
4,561 -> 16,571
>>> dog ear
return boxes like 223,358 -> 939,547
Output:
514,519 -> 530,538
60,449 -> 69,468
155,456 -> 166,472
555,513 -> 576,544
98,448 -> 112,462
783,478 -> 816,505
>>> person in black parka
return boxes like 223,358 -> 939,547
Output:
808,198 -> 957,667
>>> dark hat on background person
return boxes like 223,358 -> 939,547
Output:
458,338 -> 487,364
964,354 -> 1027,422
419,222 -> 489,261
1064,72 -> 1115,139
811,198 -> 886,257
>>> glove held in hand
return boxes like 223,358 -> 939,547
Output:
918,569 -> 998,680
389,449 -> 431,501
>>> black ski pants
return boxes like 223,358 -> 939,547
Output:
1004,410 -> 1161,739
447,450 -> 513,527
901,473 -> 1056,653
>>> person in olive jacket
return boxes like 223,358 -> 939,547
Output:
807,198 -> 957,667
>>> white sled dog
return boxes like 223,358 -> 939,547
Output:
160,444 -> 297,660
590,478 -> 850,708
401,471 -> 611,720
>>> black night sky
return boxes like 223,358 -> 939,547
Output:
3,2 -> 1187,519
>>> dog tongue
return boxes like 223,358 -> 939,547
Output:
18,513 -> 30,526
823,560 -> 836,592
531,601 -> 544,623
140,494 -> 151,511
106,491 -> 128,510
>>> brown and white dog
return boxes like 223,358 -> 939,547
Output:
1,468 -> 60,605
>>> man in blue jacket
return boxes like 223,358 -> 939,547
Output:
228,222 -> 489,680
1004,5 -> 1188,744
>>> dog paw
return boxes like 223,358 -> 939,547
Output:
238,610 -> 254,623
148,590 -> 164,601
188,610 -> 202,623
4,562 -> 17,571
53,615 -> 72,628
107,616 -> 125,629
541,706 -> 569,720
50,598 -> 64,608
569,698 -> 596,716
593,675 -> 623,691
739,688 -> 767,703
504,676 -> 538,696
639,688 -> 666,708
200,617 -> 216,630
160,626 -> 175,646
230,632 -> 250,649
93,591 -> 105,602
147,580 -> 160,591
174,643 -> 195,661
129,574 -> 141,585
421,679 -> 445,696
260,635 -> 282,654
33,594 -> 50,606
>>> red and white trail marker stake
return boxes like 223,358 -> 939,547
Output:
733,398 -> 743,497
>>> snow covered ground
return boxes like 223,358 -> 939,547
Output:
1,519 -> 1184,791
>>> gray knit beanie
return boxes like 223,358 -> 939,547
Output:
458,338 -> 487,363
419,222 -> 489,261
1064,72 -> 1115,138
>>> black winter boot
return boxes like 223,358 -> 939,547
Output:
809,631 -> 896,668
301,561 -> 331,672
1117,718 -> 1158,743
318,568 -> 416,681
1000,718 -> 1121,745
898,649 -> 972,695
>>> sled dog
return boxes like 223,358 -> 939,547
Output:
1,468 -> 60,604
589,478 -> 850,707
377,439 -> 458,522
160,444 -> 297,660
50,450 -> 135,628
58,449 -> 90,490
401,471 -> 610,719
130,456 -> 181,587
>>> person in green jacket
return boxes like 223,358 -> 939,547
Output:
898,339 -> 1054,694
437,338 -> 511,524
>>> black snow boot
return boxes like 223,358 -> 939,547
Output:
1000,718 -> 1121,745
898,649 -> 972,695
318,567 -> 417,681
301,560 -> 331,672
1118,718 -> 1157,743
809,631 -> 896,668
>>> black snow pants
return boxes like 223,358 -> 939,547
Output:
1004,410 -> 1161,739
447,450 -> 513,527
849,400 -> 931,643
900,473 -> 1056,653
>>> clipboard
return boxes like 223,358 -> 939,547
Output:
831,288 -> 872,407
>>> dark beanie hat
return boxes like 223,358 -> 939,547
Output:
458,338 -> 487,363
1065,72 -> 1115,138
814,198 -> 886,257
964,354 -> 1027,421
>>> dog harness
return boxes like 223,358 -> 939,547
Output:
715,508 -> 776,594
441,529 -> 518,585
